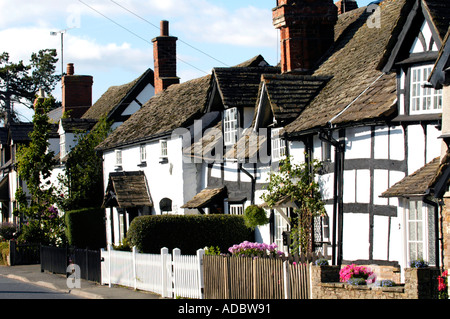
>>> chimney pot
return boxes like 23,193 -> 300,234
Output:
62,63 -> 93,118
153,20 -> 179,94
161,20 -> 169,36
67,63 -> 74,76
273,0 -> 338,73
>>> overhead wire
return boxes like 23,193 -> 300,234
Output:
78,0 -> 210,75
109,0 -> 230,67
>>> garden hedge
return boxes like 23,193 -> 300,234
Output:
65,207 -> 106,249
127,214 -> 253,254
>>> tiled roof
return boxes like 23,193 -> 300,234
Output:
82,68 -> 154,121
97,75 -> 211,150
285,0 -> 405,135
213,66 -> 280,109
260,74 -> 330,123
60,118 -> 97,133
423,0 -> 450,41
9,123 -> 33,143
181,187 -> 227,209
381,157 -> 441,197
103,171 -> 152,208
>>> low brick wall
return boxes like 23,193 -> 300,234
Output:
311,265 -> 440,299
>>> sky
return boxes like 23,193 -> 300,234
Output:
0,0 -> 375,122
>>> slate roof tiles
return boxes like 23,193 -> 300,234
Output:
285,0 -> 405,136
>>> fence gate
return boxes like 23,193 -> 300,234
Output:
203,253 -> 321,299
9,241 -> 40,266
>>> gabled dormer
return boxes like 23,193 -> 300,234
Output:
205,58 -> 279,153
382,0 -> 447,118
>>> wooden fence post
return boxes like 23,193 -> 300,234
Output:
161,247 -> 169,298
197,248 -> 205,299
172,248 -> 181,298
132,246 -> 137,290
283,260 -> 291,299
108,244 -> 112,288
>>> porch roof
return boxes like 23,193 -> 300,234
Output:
181,187 -> 227,209
381,157 -> 441,198
103,171 -> 153,208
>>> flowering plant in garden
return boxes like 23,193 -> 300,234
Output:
228,241 -> 284,257
339,264 -> 376,285
409,259 -> 428,268
315,258 -> 329,266
438,270 -> 448,299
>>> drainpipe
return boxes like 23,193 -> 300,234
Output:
423,194 -> 441,270
319,130 -> 345,266
239,163 -> 255,205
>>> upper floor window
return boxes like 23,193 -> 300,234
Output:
140,144 -> 147,163
160,139 -> 168,158
224,107 -> 238,146
410,65 -> 442,114
115,149 -> 122,167
271,128 -> 286,162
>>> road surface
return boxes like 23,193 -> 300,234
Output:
0,276 -> 81,299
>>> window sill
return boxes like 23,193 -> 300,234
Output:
138,162 -> 147,167
391,113 -> 441,123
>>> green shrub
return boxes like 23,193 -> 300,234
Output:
243,205 -> 269,230
65,207 -> 106,249
0,223 -> 17,241
127,214 -> 253,254
0,242 -> 9,265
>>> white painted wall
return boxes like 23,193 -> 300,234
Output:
103,135 -> 207,245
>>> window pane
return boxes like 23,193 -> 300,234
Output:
409,201 -> 416,219
409,243 -> 417,260
410,65 -> 442,113
224,108 -> 238,145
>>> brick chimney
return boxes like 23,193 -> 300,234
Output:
273,0 -> 338,74
152,20 -> 180,95
335,0 -> 358,15
62,63 -> 93,118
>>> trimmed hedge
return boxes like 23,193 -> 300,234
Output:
127,214 -> 253,254
65,207 -> 106,249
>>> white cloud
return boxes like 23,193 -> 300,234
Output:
0,0 -> 279,112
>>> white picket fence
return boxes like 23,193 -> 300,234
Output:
101,246 -> 205,299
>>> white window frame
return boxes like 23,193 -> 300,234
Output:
271,128 -> 286,162
229,204 -> 244,216
115,149 -> 122,167
60,134 -> 66,159
224,107 -> 238,146
406,200 -> 429,263
140,144 -> 147,163
410,65 -> 442,114
160,139 -> 168,158
274,208 -> 290,254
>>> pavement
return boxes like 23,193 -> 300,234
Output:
0,264 -> 164,299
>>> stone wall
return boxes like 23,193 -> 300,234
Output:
311,265 -> 440,299
443,197 -> 450,272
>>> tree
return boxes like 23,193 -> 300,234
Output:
0,49 -> 59,123
260,156 -> 326,255
15,95 -> 65,246
57,115 -> 112,211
